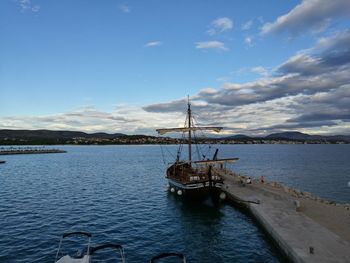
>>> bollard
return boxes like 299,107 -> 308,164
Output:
309,246 -> 314,254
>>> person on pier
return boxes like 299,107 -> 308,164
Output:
246,177 -> 252,184
260,176 -> 264,184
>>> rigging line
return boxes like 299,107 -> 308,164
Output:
192,115 -> 203,160
178,131 -> 186,160
157,134 -> 170,167
192,114 -> 215,159
175,131 -> 185,161
191,125 -> 202,161
194,133 -> 202,161
160,143 -> 166,165
157,132 -> 177,167
164,143 -> 176,160
178,110 -> 189,161
191,113 -> 204,161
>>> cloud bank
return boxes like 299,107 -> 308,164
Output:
145,30 -> 350,135
261,0 -> 350,35
2,30 -> 349,136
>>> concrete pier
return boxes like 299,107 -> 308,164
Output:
219,171 -> 350,263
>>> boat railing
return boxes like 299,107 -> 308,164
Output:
150,252 -> 187,263
55,232 -> 92,263
90,243 -> 126,263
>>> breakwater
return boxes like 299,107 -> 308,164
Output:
0,147 -> 66,155
218,170 -> 350,263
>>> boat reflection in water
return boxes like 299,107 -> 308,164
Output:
157,98 -> 238,203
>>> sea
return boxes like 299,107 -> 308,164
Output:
0,144 -> 349,262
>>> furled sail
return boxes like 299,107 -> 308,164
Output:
156,127 -> 223,135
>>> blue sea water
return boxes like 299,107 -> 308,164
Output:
0,144 -> 349,262
217,144 -> 350,204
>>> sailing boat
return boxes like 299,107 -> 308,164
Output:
157,99 -> 238,202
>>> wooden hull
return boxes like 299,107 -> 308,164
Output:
167,179 -> 224,203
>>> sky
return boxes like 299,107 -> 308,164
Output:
1,0 -> 350,136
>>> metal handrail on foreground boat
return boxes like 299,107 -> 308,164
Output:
54,232 -> 189,262
90,243 -> 126,263
55,232 -> 126,263
150,252 -> 187,263
54,232 -> 190,263
55,232 -> 92,263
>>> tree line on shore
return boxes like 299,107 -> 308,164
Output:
0,129 -> 349,145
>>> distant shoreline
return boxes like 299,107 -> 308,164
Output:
0,129 -> 349,145
0,140 -> 349,146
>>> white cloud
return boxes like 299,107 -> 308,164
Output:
145,31 -> 350,135
244,36 -> 253,47
242,19 -> 253,31
19,0 -> 40,12
261,0 -> 350,35
31,5 -> 40,12
251,66 -> 269,77
197,88 -> 217,95
144,41 -> 163,48
195,41 -> 228,51
0,105 -> 183,135
119,4 -> 130,13
315,30 -> 350,51
207,17 -> 233,35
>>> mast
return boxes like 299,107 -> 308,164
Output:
188,97 -> 192,163
156,98 -> 224,163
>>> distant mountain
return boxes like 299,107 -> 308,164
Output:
0,129 -> 126,140
318,135 -> 350,142
0,129 -> 349,144
266,131 -> 350,142
266,132 -> 312,140
223,134 -> 252,139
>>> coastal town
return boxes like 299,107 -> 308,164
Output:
0,133 -> 348,145
49,136 -> 350,145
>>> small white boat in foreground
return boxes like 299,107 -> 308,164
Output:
54,232 -> 186,262
54,232 -> 125,263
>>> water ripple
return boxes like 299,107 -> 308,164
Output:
4,145 -> 345,262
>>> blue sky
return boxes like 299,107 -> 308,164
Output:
1,0 -> 350,135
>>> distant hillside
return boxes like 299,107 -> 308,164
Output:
266,132 -> 312,140
223,134 -> 252,139
0,129 -> 126,140
0,129 -> 349,145
266,131 -> 350,142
